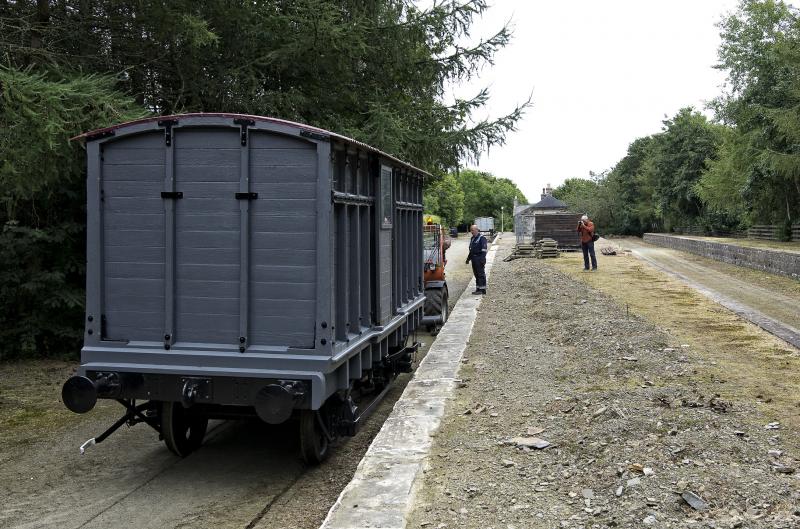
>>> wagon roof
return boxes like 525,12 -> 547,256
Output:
73,112 -> 432,178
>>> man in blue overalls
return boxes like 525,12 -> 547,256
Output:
466,224 -> 488,295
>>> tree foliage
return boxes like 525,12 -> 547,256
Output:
649,108 -> 723,229
552,177 -> 602,221
0,66 -> 146,359
424,173 -> 465,227
454,169 -> 525,228
423,169 -> 525,229
553,108 -> 723,235
710,0 -> 800,230
0,0 -> 528,174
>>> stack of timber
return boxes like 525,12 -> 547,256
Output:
503,242 -> 536,261
532,213 -> 582,250
535,238 -> 560,258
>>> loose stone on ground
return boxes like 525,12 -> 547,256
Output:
406,239 -> 800,529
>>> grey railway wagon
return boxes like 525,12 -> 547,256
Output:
62,113 -> 426,462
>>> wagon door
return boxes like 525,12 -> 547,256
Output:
172,127 -> 241,345
101,123 -> 318,351
247,131 -> 317,348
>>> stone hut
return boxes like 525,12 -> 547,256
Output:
514,186 -> 582,249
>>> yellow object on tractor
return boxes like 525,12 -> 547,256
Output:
422,220 -> 451,333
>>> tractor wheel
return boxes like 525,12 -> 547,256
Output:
299,409 -> 330,465
424,288 -> 449,333
161,401 -> 208,457
424,288 -> 444,317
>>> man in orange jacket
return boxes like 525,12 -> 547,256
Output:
577,214 -> 597,271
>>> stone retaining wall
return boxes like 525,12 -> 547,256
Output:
643,233 -> 800,279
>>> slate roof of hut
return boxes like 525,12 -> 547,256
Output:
530,194 -> 568,209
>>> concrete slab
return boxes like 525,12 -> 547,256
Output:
319,240 -> 500,529
390,396 -> 450,418
400,378 -> 458,400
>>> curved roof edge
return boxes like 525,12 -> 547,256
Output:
72,112 -> 432,178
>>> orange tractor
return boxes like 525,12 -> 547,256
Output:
422,221 -> 451,333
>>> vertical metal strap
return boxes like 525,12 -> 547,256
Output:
404,177 -> 408,301
417,208 -> 422,294
360,205 -> 371,326
316,140 -> 333,350
336,204 -> 349,342
401,208 -> 406,304
392,170 -> 398,312
237,121 -> 253,352
86,142 -> 103,343
162,123 -> 176,349
349,205 -> 361,333
405,208 -> 411,302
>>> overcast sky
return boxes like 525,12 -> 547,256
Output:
451,0 -> 741,203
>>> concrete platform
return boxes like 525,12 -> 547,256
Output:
629,245 -> 800,350
319,239 -> 500,529
643,233 -> 800,278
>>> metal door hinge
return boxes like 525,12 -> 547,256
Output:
234,118 -> 255,146
158,119 -> 178,146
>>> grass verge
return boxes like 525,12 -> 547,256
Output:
545,251 -> 800,439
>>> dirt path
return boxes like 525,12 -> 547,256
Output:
619,238 -> 800,348
407,238 -> 800,529
0,238 -> 472,529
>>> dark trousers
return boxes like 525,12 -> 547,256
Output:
581,241 -> 597,270
471,256 -> 487,290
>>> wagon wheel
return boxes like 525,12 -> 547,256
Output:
161,401 -> 208,457
299,409 -> 330,464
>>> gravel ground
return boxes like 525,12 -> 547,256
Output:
407,240 -> 800,529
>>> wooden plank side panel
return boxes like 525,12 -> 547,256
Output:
102,131 -> 166,342
533,214 -> 583,248
249,130 -> 318,348
174,127 -> 241,344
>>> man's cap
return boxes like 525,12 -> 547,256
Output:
581,215 -> 589,221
